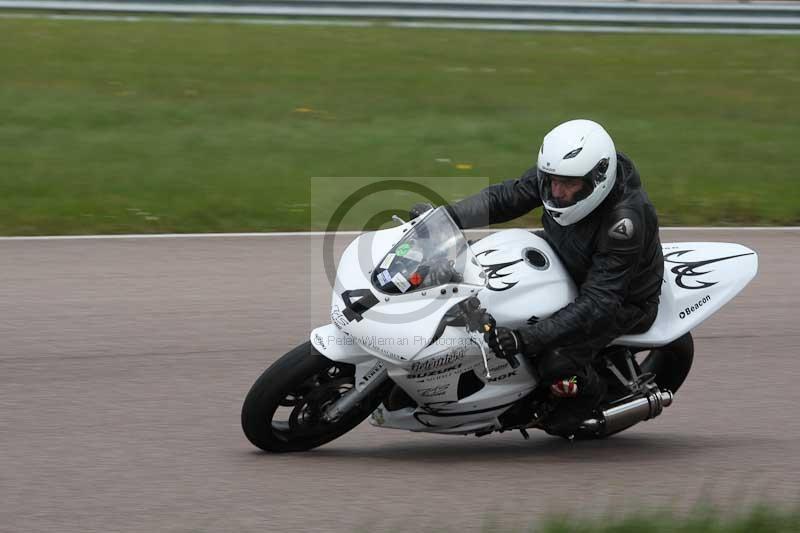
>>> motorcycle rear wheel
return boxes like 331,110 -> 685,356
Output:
638,332 -> 694,394
241,341 -> 388,453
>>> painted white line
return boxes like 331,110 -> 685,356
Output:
1,12 -> 799,35
1,227 -> 798,241
390,21 -> 800,36
0,12 -> 376,26
0,232 -> 363,241
658,227 -> 800,231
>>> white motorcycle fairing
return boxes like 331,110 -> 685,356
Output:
310,208 -> 757,435
616,242 -> 757,346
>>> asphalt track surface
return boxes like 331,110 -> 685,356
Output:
2,229 -> 799,533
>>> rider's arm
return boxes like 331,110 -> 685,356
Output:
516,207 -> 645,354
445,168 -> 542,229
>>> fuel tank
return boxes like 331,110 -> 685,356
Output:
470,229 -> 578,329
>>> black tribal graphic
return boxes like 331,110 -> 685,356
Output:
664,250 -> 754,290
476,249 -> 523,291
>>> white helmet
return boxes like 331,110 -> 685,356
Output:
536,119 -> 617,226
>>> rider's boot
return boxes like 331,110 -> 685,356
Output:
544,369 -> 607,437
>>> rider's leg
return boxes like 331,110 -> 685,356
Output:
536,344 -> 607,412
534,302 -> 659,434
534,320 -> 632,434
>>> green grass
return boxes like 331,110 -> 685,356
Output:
534,507 -> 800,533
471,506 -> 800,533
1,18 -> 799,234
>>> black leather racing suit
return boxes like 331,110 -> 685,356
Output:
446,152 -> 663,395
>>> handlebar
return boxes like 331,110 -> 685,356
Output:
458,297 -> 521,370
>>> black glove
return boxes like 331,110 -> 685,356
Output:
427,260 -> 459,285
485,327 -> 523,360
409,202 -> 434,220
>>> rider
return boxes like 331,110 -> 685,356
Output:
418,119 -> 664,433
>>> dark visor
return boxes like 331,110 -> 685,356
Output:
537,158 -> 609,209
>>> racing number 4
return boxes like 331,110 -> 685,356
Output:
340,289 -> 379,322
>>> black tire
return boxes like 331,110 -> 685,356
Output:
638,332 -> 694,394
241,342 -> 389,453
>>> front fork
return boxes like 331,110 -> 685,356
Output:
322,365 -> 389,423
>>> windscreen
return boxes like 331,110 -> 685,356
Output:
371,207 -> 485,295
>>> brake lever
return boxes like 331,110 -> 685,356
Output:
467,329 -> 492,379
460,297 -> 520,376
460,297 -> 491,378
481,320 -> 521,371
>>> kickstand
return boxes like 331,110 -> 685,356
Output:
519,428 -> 530,440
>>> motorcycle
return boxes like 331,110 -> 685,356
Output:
242,207 -> 758,452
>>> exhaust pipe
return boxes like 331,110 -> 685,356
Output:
581,390 -> 673,436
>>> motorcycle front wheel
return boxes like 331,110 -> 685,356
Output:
241,341 -> 388,453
